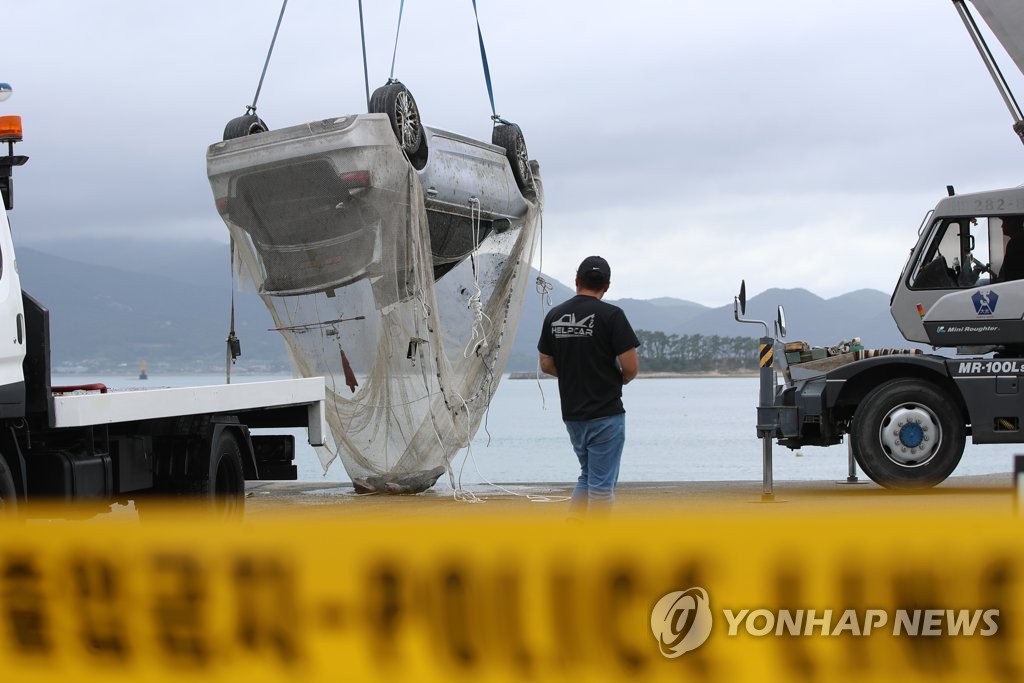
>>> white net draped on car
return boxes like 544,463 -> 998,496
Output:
207,115 -> 542,493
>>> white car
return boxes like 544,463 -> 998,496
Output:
207,82 -> 535,297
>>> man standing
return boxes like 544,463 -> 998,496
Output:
538,256 -> 640,515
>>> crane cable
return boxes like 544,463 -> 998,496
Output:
225,0 -> 288,384
247,0 -> 289,115
358,0 -> 371,109
387,0 -> 406,82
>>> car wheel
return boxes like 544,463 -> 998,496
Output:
223,113 -> 269,141
850,379 -> 965,489
0,457 -> 16,516
369,84 -> 386,115
370,82 -> 423,156
492,123 -> 533,194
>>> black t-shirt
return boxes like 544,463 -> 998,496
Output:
537,294 -> 641,421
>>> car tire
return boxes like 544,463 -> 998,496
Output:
223,113 -> 269,141
369,85 -> 387,116
369,82 -> 423,156
0,456 -> 16,516
850,379 -> 965,489
492,123 -> 533,195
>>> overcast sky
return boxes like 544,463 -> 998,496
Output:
4,1 -> 1024,305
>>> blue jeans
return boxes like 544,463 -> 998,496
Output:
564,413 -> 625,515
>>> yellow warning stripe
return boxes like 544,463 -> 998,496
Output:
0,507 -> 1020,683
759,343 -> 773,367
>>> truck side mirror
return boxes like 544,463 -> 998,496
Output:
776,306 -> 787,338
738,280 -> 747,315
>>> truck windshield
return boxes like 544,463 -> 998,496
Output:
908,216 -> 1010,290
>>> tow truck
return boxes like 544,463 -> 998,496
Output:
0,92 -> 326,516
740,0 -> 1024,489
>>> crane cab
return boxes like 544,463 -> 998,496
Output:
891,185 -> 1024,350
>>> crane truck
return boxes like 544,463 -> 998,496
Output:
744,0 -> 1024,489
0,102 -> 326,517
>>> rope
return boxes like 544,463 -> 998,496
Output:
470,0 -> 511,126
388,0 -> 406,81
463,197 -> 492,358
248,0 -> 289,115
451,441 -> 571,504
226,237 -> 239,385
533,213 -> 551,408
446,382 -> 568,504
358,0 -> 371,110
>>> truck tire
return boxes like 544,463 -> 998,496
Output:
199,430 -> 246,518
850,379 -> 965,489
0,457 -> 16,516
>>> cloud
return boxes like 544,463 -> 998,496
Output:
4,1 -> 1024,305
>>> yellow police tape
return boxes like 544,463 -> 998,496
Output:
0,506 -> 1020,683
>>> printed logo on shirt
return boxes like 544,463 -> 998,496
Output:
552,313 -> 595,338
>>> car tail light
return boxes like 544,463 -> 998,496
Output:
215,196 -> 231,215
339,170 -> 371,189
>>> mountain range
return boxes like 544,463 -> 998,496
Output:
509,277 -> 910,370
15,237 -> 913,374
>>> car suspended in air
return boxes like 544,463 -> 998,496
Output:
207,81 -> 536,297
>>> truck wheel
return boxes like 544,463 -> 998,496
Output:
851,379 -> 965,489
0,457 -> 16,516
202,430 -> 246,518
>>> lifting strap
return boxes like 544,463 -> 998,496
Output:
471,0 -> 510,125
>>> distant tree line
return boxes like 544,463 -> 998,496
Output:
635,330 -> 758,372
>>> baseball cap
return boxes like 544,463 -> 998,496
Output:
577,255 -> 611,283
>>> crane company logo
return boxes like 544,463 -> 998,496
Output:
551,313 -> 596,338
650,587 -> 713,658
972,289 -> 998,315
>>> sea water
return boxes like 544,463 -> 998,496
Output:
52,374 -> 1017,485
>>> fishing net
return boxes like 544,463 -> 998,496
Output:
207,115 -> 542,492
